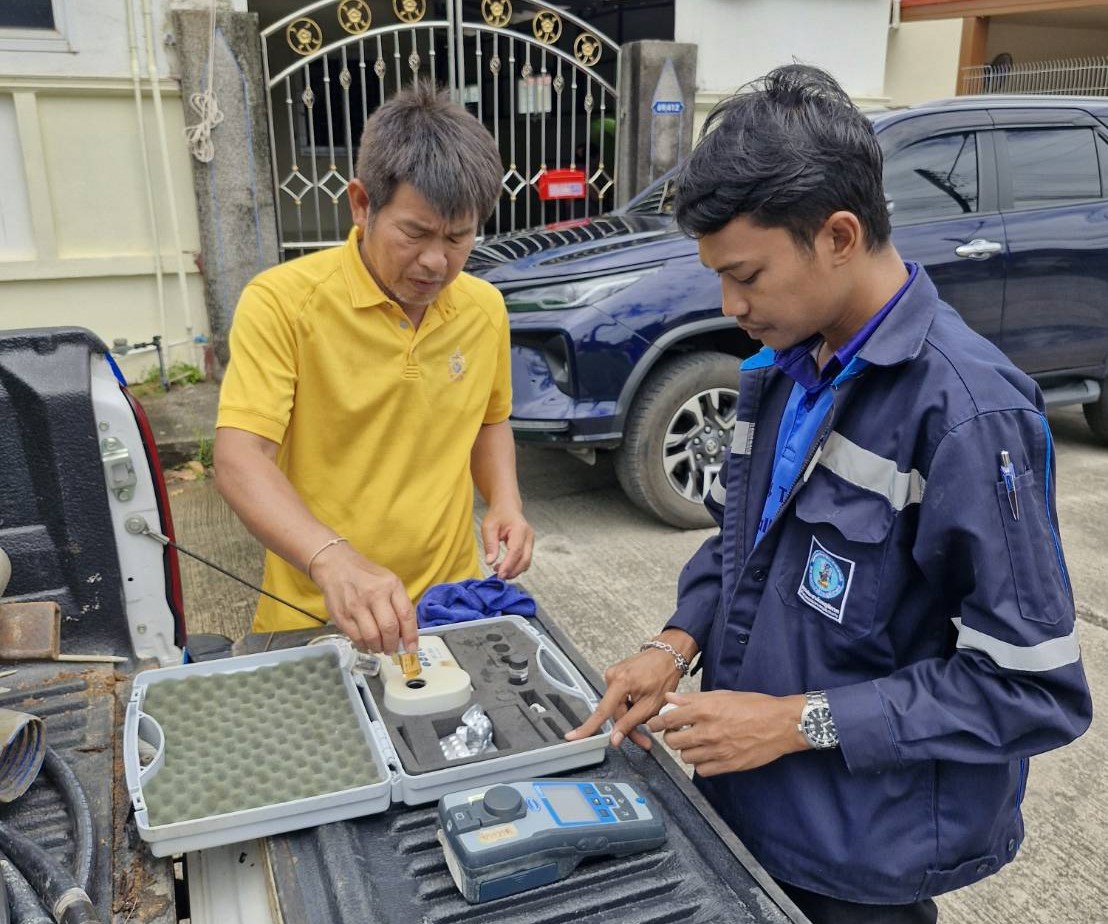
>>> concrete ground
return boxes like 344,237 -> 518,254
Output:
153,383 -> 1105,922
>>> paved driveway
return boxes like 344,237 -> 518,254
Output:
174,406 -> 1106,922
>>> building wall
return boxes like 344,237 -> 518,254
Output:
676,0 -> 893,136
986,21 -> 1108,62
884,19 -> 962,106
0,0 -> 246,382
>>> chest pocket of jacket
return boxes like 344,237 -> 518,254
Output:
774,471 -> 896,641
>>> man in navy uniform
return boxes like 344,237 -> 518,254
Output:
569,65 -> 1091,923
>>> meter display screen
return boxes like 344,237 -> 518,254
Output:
539,784 -> 595,824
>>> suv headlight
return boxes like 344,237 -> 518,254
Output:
503,268 -> 660,313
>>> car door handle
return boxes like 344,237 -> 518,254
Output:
954,239 -> 1003,260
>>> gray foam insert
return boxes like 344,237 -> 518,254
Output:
139,650 -> 381,827
362,621 -> 593,775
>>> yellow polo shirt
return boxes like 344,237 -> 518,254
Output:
217,229 -> 512,632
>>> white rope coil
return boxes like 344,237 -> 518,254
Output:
184,0 -> 224,163
185,88 -> 224,163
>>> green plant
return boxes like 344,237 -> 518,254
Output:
141,361 -> 204,387
194,433 -> 214,470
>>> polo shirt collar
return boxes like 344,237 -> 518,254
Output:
340,227 -> 459,321
341,228 -> 389,308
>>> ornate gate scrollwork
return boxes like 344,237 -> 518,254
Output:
262,0 -> 621,254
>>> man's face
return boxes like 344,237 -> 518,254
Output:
348,180 -> 478,310
699,215 -> 842,351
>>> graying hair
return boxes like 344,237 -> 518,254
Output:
355,82 -> 502,223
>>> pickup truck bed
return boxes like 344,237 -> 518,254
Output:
0,327 -> 804,923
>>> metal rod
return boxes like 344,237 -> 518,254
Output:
359,38 -> 368,124
508,35 -> 517,231
322,55 -> 340,234
492,31 -> 501,235
524,43 -> 532,228
140,528 -> 326,625
454,0 -> 465,102
284,75 -> 305,249
261,30 -> 285,259
539,47 -> 548,226
303,63 -> 323,243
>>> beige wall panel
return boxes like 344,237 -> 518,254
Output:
36,94 -> 201,259
885,20 -> 963,106
0,93 -> 36,260
0,273 -> 208,378
986,22 -> 1108,61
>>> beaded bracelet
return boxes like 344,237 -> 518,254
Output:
639,639 -> 691,677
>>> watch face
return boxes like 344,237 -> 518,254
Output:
803,706 -> 838,749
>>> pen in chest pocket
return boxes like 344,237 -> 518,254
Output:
999,450 -> 1020,522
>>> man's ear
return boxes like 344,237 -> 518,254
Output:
348,179 -> 372,231
822,211 -> 863,266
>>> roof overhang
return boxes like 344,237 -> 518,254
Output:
900,0 -> 1108,22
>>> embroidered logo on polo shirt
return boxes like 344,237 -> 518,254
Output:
797,536 -> 855,624
448,347 -> 466,382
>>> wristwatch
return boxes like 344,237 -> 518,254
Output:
798,691 -> 839,750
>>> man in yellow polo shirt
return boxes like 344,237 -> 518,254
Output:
213,83 -> 533,654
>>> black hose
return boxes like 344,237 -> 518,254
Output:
0,824 -> 99,924
38,751 -> 93,893
0,856 -> 50,924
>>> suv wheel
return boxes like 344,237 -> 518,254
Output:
615,352 -> 740,529
1084,387 -> 1108,443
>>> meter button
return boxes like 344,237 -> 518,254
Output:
483,785 -> 525,820
450,809 -> 481,834
577,835 -> 609,851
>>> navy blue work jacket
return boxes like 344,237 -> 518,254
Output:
666,268 -> 1092,904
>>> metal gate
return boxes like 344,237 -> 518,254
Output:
261,0 -> 621,257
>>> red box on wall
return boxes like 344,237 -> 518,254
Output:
536,168 -> 587,201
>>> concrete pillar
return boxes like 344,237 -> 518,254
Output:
616,41 -> 697,207
171,9 -> 279,372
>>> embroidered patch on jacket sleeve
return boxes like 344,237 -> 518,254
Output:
797,536 -> 856,624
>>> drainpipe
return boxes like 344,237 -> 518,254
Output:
125,0 -> 168,359
141,0 -> 196,363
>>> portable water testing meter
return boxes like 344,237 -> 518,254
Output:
436,779 -> 667,904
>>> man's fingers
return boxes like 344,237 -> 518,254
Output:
496,529 -> 526,578
565,684 -> 627,741
498,525 -> 535,578
390,587 -> 418,652
481,521 -> 502,565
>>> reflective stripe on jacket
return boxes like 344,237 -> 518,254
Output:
666,268 -> 1092,904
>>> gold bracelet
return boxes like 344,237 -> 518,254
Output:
306,536 -> 348,581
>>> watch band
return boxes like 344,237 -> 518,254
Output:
799,690 -> 839,750
639,640 -> 691,677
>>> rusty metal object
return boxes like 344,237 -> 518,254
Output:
0,601 -> 61,661
0,602 -> 126,663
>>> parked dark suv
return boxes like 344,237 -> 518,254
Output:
468,96 -> 1108,527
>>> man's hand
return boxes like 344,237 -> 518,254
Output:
310,542 -> 419,654
646,690 -> 808,776
566,631 -> 696,749
481,505 -> 534,579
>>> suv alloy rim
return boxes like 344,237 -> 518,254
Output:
662,386 -> 739,504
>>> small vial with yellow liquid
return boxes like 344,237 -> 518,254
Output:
399,649 -> 422,679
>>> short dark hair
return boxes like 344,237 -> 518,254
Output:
355,82 -> 502,222
674,64 -> 891,251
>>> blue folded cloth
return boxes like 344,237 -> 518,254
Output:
416,577 -> 537,627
